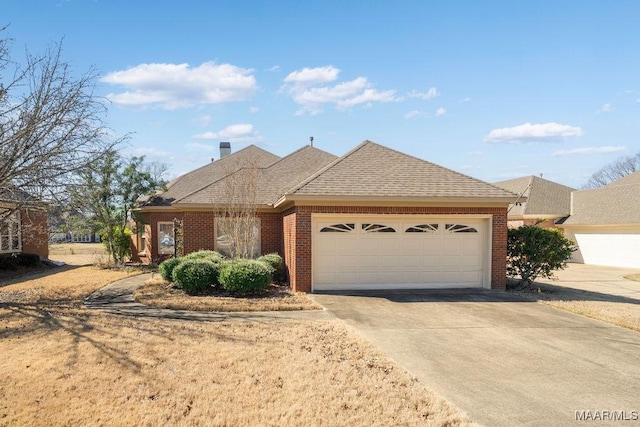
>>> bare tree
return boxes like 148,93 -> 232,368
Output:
214,162 -> 261,259
583,152 -> 640,189
0,29 -> 118,214
144,160 -> 171,187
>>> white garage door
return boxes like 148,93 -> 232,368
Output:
574,232 -> 640,269
313,216 -> 489,290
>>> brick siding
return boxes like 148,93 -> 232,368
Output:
20,208 -> 49,258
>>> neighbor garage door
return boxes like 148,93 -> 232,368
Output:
313,216 -> 490,290
573,231 -> 640,269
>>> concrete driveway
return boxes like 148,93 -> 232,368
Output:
311,269 -> 640,426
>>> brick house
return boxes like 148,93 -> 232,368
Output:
493,176 -> 575,229
134,141 -> 518,292
0,190 -> 49,258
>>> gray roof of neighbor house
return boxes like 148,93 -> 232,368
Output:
284,141 -> 518,201
142,145 -> 280,206
493,176 -> 575,217
563,170 -> 640,226
176,145 -> 338,205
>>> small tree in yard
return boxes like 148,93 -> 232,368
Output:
214,162 -> 261,259
507,225 -> 575,286
72,150 -> 167,265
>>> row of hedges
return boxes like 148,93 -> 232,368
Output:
158,250 -> 285,296
0,253 -> 41,270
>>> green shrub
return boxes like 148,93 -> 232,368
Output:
183,250 -> 224,264
507,225 -> 575,286
219,259 -> 272,295
172,259 -> 220,295
257,253 -> 285,283
158,257 -> 183,282
17,253 -> 41,267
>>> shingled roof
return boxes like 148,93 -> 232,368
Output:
176,145 -> 337,205
563,171 -> 640,226
142,145 -> 280,206
493,176 -> 574,217
284,141 -> 517,201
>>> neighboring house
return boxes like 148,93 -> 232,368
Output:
134,141 -> 518,292
493,176 -> 575,228
559,171 -> 640,269
0,189 -> 49,258
49,231 -> 101,244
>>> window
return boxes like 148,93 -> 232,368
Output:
139,228 -> 147,254
405,223 -> 439,233
320,223 -> 355,233
0,211 -> 21,254
445,224 -> 478,233
362,223 -> 396,233
215,218 -> 261,258
158,222 -> 175,255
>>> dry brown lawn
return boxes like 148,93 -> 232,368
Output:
135,276 -> 321,312
48,242 -> 107,266
510,279 -> 640,332
0,264 -> 472,426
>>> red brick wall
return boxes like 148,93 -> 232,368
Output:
138,210 -> 284,264
20,208 -> 49,258
183,212 -> 216,254
284,205 -> 508,292
136,212 -> 183,263
260,212 -> 283,255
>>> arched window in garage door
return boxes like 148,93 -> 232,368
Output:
320,223 -> 355,233
445,224 -> 478,233
362,223 -> 396,233
405,223 -> 439,233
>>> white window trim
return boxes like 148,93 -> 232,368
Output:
0,211 -> 22,254
157,221 -> 175,255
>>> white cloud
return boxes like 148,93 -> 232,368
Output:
598,103 -> 612,113
249,106 -> 259,113
284,66 -> 339,84
552,146 -> 626,156
192,123 -> 262,143
485,122 -> 583,144
102,62 -> 256,109
435,107 -> 446,117
192,114 -> 213,127
264,65 -> 281,72
408,87 -> 439,100
282,66 -> 398,114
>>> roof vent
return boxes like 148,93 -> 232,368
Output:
220,142 -> 231,158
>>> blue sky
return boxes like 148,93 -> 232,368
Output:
3,0 -> 640,187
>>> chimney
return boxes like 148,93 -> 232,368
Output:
220,142 -> 231,158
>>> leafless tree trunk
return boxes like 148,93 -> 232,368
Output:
214,162 -> 261,259
1,30 -> 118,212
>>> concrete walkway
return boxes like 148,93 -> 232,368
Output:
311,264 -> 640,427
84,273 -> 331,322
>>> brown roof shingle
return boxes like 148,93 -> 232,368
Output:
143,145 -> 280,206
493,176 -> 574,217
177,145 -> 337,205
287,141 -> 517,200
563,171 -> 640,226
